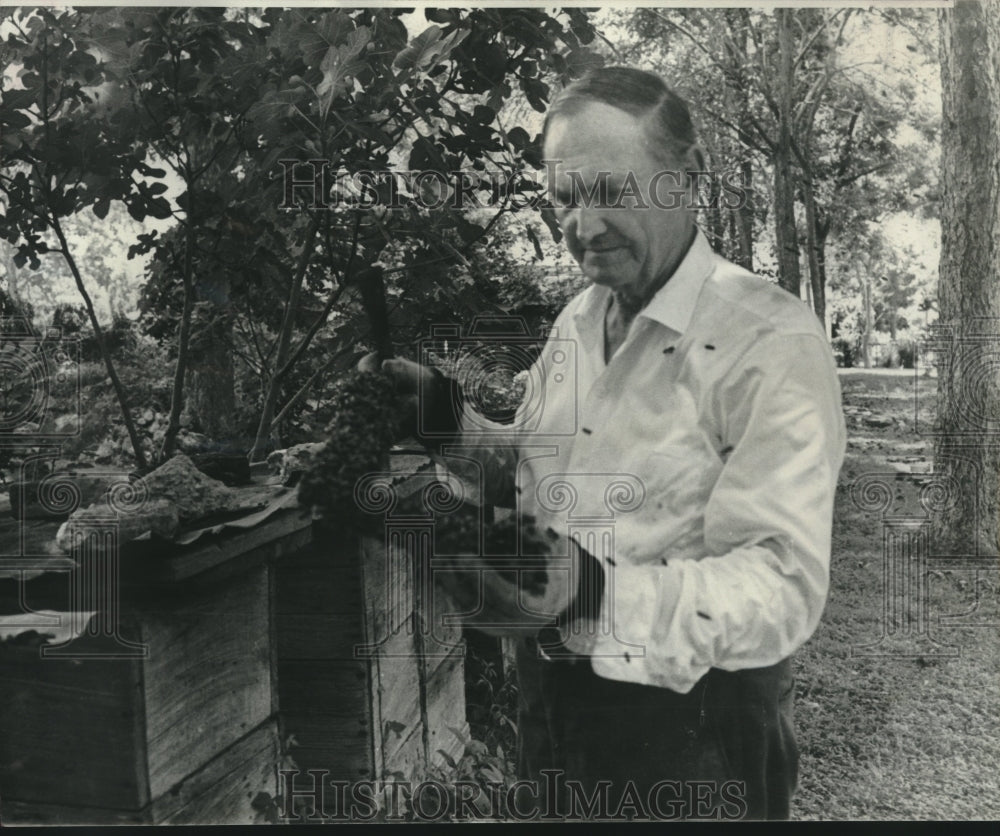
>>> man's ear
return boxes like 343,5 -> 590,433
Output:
681,145 -> 707,210
683,145 -> 707,179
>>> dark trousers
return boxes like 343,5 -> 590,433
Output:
513,636 -> 798,821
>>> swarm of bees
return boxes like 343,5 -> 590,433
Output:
297,371 -> 398,531
432,510 -> 557,595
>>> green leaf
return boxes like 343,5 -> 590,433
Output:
92,196 -> 110,219
300,10 -> 355,68
393,25 -> 468,73
316,26 -> 370,108
521,76 -> 549,113
472,105 -> 496,124
145,196 -> 172,219
507,127 -> 530,150
1,88 -> 37,110
424,9 -> 459,25
135,161 -> 167,178
436,748 -> 457,769
480,764 -> 505,784
0,109 -> 32,130
475,42 -> 508,86
539,206 -> 563,244
393,25 -> 441,72
446,723 -> 470,746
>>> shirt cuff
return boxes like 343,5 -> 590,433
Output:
590,562 -> 708,694
537,540 -> 605,659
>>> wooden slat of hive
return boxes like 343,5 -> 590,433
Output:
152,718 -> 280,825
141,564 -> 273,800
275,530 -> 375,783
425,645 -> 469,765
134,506 -> 313,585
0,800 -> 150,825
0,633 -> 148,811
0,562 -> 277,819
3,719 -> 281,826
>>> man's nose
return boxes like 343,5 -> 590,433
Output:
572,206 -> 609,244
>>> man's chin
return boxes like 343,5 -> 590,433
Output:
584,268 -> 638,289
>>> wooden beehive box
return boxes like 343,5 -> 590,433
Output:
276,467 -> 470,791
0,563 -> 280,824
1,467 -> 471,824
0,495 -> 317,825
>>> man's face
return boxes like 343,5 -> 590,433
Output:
543,101 -> 695,295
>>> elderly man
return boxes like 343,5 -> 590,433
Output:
367,66 -> 846,821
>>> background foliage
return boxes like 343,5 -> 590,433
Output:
0,5 -> 941,465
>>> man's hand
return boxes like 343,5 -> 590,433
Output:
357,352 -> 461,447
358,352 -> 436,391
434,549 -> 573,638
431,513 -> 604,642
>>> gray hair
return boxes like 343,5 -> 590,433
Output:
543,66 -> 698,168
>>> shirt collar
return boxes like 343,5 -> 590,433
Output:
639,228 -> 715,335
571,228 -> 716,337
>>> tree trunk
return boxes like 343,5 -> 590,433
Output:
861,269 -> 872,369
735,157 -> 755,272
724,9 -> 755,272
774,8 -> 802,299
356,265 -> 393,363
935,0 -> 1000,554
801,169 -> 827,328
161,210 -> 197,462
185,273 -> 237,449
815,218 -> 830,335
249,217 -> 320,463
708,172 -> 726,255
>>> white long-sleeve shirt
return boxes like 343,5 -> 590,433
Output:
436,229 -> 846,694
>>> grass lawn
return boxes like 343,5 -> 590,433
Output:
792,370 -> 1000,820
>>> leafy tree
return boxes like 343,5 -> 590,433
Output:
83,7 -> 273,457
617,7 -> 939,330
122,7 -> 603,460
0,6 -> 174,468
3,7 -> 604,466
832,231 -> 928,367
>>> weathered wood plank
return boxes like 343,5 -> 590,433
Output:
276,612 -> 364,661
0,799 -> 150,825
280,713 -> 370,751
134,508 -> 313,585
425,646 -> 469,765
152,719 -> 280,825
274,529 -> 363,630
0,668 -> 146,810
288,741 -> 374,781
142,565 -> 273,799
275,562 -> 362,615
0,629 -> 148,811
277,659 -> 369,716
363,537 -> 417,651
380,723 -> 426,782
371,629 -> 422,738
3,721 -> 281,825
